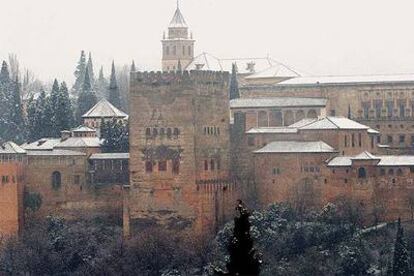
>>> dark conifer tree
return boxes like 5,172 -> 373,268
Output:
225,200 -> 261,275
229,63 -> 240,100
76,67 -> 97,123
96,66 -> 108,99
108,61 -> 121,109
392,218 -> 410,276
87,52 -> 95,86
9,76 -> 25,142
56,81 -> 74,132
101,119 -> 129,153
0,60 -> 10,85
27,89 -> 51,140
73,50 -> 87,93
131,60 -> 136,72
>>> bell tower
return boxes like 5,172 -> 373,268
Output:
162,1 -> 195,71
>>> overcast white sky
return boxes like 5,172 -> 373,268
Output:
2,0 -> 414,84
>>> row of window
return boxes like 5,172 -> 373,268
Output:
362,100 -> 412,119
204,159 -> 221,171
145,160 -> 180,174
375,124 -> 414,130
51,171 -> 81,190
204,126 -> 221,136
377,134 -> 414,145
165,45 -> 193,57
92,160 -> 128,171
344,133 -> 363,148
1,175 -> 16,184
145,127 -> 180,138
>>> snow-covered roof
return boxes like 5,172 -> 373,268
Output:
89,153 -> 129,160
71,125 -> 96,132
298,117 -> 370,130
82,99 -> 128,119
246,127 -> 298,134
26,150 -> 86,156
21,138 -> 61,151
230,97 -> 327,109
254,141 -> 336,154
328,153 -> 414,167
277,74 -> 414,86
169,6 -> 187,28
0,142 -> 26,154
185,53 -> 302,76
55,137 -> 102,148
367,128 -> 380,135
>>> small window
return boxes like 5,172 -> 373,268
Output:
158,161 -> 167,171
74,175 -> 80,185
397,169 -> 403,176
173,128 -> 179,136
153,128 -> 158,137
387,135 -> 393,144
52,171 -> 61,190
172,159 -> 180,175
380,169 -> 386,176
389,169 -> 394,175
358,167 -> 366,179
145,161 -> 153,173
167,128 -> 172,138
210,159 -> 215,171
204,160 -> 208,171
351,134 -> 355,147
247,136 -> 255,146
160,128 -> 165,136
146,128 -> 151,137
399,135 -> 405,144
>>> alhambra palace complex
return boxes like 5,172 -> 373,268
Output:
3,5 -> 414,238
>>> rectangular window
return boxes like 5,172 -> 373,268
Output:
145,161 -> 153,173
172,159 -> 180,175
400,135 -> 405,144
217,159 -> 221,170
373,100 -> 382,119
158,161 -> 167,171
247,136 -> 255,146
387,100 -> 394,118
351,134 -> 355,147
74,175 -> 80,185
387,135 -> 393,144
204,160 -> 208,171
344,135 -> 348,147
210,159 -> 215,171
358,133 -> 362,147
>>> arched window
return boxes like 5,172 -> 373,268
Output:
258,111 -> 268,127
52,171 -> 61,190
358,167 -> 366,178
284,110 -> 294,126
389,169 -> 394,175
146,128 -> 151,137
295,110 -> 305,122
307,109 -> 318,118
160,128 -> 165,136
210,159 -> 215,171
153,128 -> 158,137
167,128 -> 172,138
166,46 -> 170,55
397,169 -> 403,176
269,110 -> 283,127
173,128 -> 179,136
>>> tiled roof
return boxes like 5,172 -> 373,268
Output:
328,152 -> 414,167
185,53 -> 302,77
230,97 -> 327,109
21,138 -> 61,151
26,150 -> 86,156
89,153 -> 129,160
55,137 -> 102,148
82,99 -> 128,118
246,127 -> 298,134
0,142 -> 26,154
299,117 -> 370,130
277,74 -> 414,86
169,6 -> 187,28
254,141 -> 336,154
71,125 -> 96,132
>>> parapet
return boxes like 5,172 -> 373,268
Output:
131,70 -> 230,87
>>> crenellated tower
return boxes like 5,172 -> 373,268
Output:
126,70 -> 238,237
161,2 -> 195,72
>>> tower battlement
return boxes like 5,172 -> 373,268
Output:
131,70 -> 229,88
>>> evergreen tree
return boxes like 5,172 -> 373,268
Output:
0,60 -> 10,85
131,60 -> 136,72
73,50 -> 87,93
27,89 -> 52,140
392,218 -> 410,275
76,67 -> 97,123
108,61 -> 121,109
47,79 -> 60,137
55,81 -> 74,132
96,66 -> 108,99
229,63 -> 240,100
9,76 -> 25,142
87,52 -> 95,86
101,119 -> 129,153
224,200 -> 261,275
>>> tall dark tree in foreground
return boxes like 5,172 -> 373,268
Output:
87,52 -> 95,86
27,89 -> 52,141
108,61 -> 121,109
9,76 -> 25,142
222,200 -> 261,275
101,119 -> 129,153
392,218 -> 410,275
229,63 -> 240,100
73,50 -> 87,94
76,67 -> 97,123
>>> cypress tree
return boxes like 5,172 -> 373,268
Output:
229,63 -> 240,100
87,52 -> 95,86
96,66 -> 108,99
76,67 -> 97,123
0,60 -> 10,85
27,89 -> 51,140
73,50 -> 87,93
131,60 -> 136,72
108,61 -> 121,109
56,81 -> 74,132
392,218 -> 410,275
225,200 -> 262,275
9,76 -> 25,142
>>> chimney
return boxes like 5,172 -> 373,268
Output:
61,130 -> 71,141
